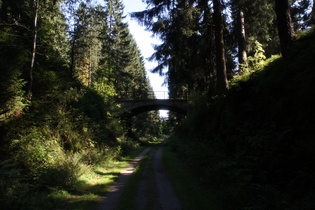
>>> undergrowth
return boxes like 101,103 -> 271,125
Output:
0,69 -> 141,208
163,143 -> 220,209
169,28 -> 315,209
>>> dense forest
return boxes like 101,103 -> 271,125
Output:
1,0 -> 315,209
0,0 -> 163,208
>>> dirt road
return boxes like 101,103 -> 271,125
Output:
97,143 -> 181,210
152,145 -> 181,209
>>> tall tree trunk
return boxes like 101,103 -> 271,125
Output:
213,0 -> 228,94
89,47 -> 92,87
28,0 -> 39,99
70,38 -> 75,75
237,10 -> 248,73
275,0 -> 295,59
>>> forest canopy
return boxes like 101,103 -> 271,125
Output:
0,0 -> 162,207
0,0 -> 314,208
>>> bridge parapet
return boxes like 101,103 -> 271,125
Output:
116,91 -> 191,117
116,91 -> 189,100
152,91 -> 169,99
118,98 -> 192,117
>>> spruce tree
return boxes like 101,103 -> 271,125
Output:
71,2 -> 103,86
213,0 -> 228,94
275,0 -> 295,58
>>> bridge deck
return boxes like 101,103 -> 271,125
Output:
116,91 -> 189,100
118,98 -> 191,116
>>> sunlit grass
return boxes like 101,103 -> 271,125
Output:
28,147 -> 146,209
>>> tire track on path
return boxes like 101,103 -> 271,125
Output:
153,144 -> 181,210
97,142 -> 181,210
96,147 -> 151,210
135,147 -> 156,210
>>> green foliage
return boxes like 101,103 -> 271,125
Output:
0,72 -> 28,122
38,153 -> 89,189
170,28 -> 315,209
10,129 -> 64,172
0,27 -> 29,123
239,41 -> 267,74
0,0 -> 160,208
0,160 -> 26,208
80,146 -> 120,165
132,0 -> 219,98
231,54 -> 281,88
117,137 -> 140,156
231,0 -> 280,57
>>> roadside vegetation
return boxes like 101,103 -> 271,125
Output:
0,0 -> 164,208
163,143 -> 220,209
168,28 -> 315,209
25,148 -> 143,209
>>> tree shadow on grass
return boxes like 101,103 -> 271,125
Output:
94,171 -> 121,177
42,172 -> 125,210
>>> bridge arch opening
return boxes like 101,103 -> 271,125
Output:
119,99 -> 191,118
126,104 -> 188,117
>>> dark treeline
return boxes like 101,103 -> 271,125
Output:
133,0 -> 313,98
170,28 -> 315,209
0,0 -> 163,207
132,0 -> 313,125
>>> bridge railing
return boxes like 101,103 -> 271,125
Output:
153,91 -> 168,99
151,91 -> 189,100
116,91 -> 188,100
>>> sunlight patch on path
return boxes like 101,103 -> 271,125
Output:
96,147 -> 151,210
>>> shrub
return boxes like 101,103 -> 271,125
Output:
38,153 -> 88,189
80,146 -> 120,165
0,159 -> 30,209
10,128 -> 65,173
118,137 -> 140,156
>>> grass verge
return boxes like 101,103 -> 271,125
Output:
163,142 -> 220,210
28,146 -> 146,210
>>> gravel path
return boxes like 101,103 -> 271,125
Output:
135,148 -> 155,210
153,144 -> 181,210
96,147 -> 151,210
96,143 -> 181,210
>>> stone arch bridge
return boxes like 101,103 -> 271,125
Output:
118,91 -> 191,117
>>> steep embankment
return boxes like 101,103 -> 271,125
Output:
170,28 -> 315,209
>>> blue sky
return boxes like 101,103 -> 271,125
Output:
95,0 -> 169,117
122,0 -> 169,117
122,0 -> 167,96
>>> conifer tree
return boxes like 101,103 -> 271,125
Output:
132,0 -> 232,96
275,0 -> 295,58
230,0 -> 247,72
0,0 -> 70,119
71,2 -> 103,86
231,0 -> 280,58
290,0 -> 313,29
213,0 -> 228,94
